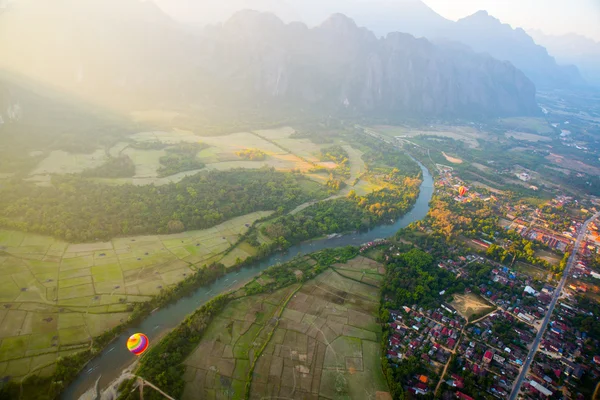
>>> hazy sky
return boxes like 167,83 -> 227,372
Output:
423,0 -> 600,40
154,0 -> 600,41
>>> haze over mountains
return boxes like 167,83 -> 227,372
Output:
205,11 -> 537,117
157,0 -> 590,90
528,30 -> 600,87
0,0 -> 539,119
435,11 -> 585,89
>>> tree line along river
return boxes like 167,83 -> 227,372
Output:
63,157 -> 434,399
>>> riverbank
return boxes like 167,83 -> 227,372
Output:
57,156 -> 432,399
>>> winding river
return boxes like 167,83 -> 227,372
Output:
64,158 -> 434,399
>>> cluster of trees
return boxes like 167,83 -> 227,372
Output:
537,203 -> 574,232
325,176 -> 345,192
381,248 -> 463,310
157,143 -> 208,177
485,235 -> 552,270
0,168 -> 324,241
396,225 -> 457,259
320,145 -> 348,165
355,136 -> 422,178
489,319 -> 532,349
262,199 -> 368,246
319,145 -> 350,180
380,354 -> 425,400
263,180 -> 419,246
353,177 -> 420,215
81,155 -> 136,178
236,148 -> 267,161
425,196 -> 499,240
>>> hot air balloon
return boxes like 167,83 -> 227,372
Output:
127,333 -> 149,356
458,186 -> 467,197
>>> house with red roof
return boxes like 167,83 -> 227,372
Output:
456,392 -> 474,400
483,350 -> 493,364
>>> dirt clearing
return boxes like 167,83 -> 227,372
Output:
451,293 -> 495,321
442,152 -> 463,164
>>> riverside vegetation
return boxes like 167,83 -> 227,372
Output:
115,246 -> 392,400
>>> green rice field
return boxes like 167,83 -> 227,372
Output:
0,211 -> 272,380
182,255 -> 389,399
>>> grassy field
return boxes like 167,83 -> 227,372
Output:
498,117 -> 554,135
122,128 -> 323,184
254,127 -> 331,164
372,125 -> 487,148
23,126 -> 359,190
470,181 -> 506,195
29,149 -> 107,182
121,147 -> 166,178
199,132 -> 286,161
505,131 -> 552,142
514,261 -> 550,281
0,211 -> 272,380
451,293 -> 495,321
534,250 -> 561,267
545,153 -> 600,176
27,127 -> 334,187
182,255 -> 389,399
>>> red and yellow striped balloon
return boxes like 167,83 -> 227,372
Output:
127,333 -> 149,356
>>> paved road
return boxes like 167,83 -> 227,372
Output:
509,211 -> 600,400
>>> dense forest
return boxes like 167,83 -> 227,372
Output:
263,175 -> 421,246
380,248 -> 463,310
0,168 -> 326,242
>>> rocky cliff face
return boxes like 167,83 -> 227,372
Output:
0,81 -> 21,125
0,2 -> 538,118
201,12 -> 538,117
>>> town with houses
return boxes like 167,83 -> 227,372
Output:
376,164 -> 600,399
